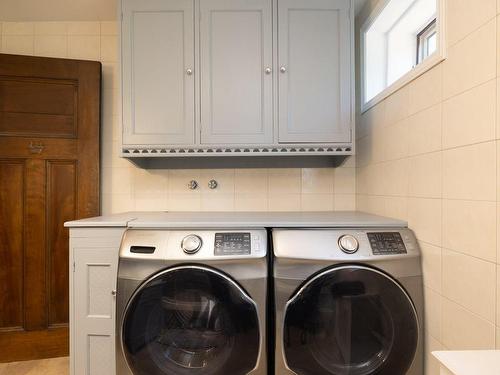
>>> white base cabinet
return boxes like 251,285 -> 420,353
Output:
120,0 -> 354,157
69,228 -> 125,375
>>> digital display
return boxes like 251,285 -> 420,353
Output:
214,233 -> 251,256
368,232 -> 407,255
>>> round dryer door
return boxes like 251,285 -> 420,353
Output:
283,265 -> 418,375
122,266 -> 260,375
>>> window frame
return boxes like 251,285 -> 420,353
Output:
416,18 -> 437,64
360,0 -> 446,113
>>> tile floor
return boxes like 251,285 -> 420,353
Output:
0,357 -> 68,375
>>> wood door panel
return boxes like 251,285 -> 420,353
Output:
0,54 -> 79,80
47,161 -> 76,326
24,159 -> 47,331
0,53 -> 100,362
0,138 -> 78,158
0,327 -> 69,362
0,160 -> 24,330
0,77 -> 77,138
0,112 -> 75,138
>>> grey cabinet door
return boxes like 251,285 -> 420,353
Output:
200,0 -> 273,145
278,0 -> 352,144
72,244 -> 119,375
121,0 -> 195,146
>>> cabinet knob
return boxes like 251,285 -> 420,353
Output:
280,66 -> 287,73
186,68 -> 193,76
264,67 -> 272,75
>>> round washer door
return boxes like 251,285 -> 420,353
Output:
283,265 -> 418,375
122,266 -> 260,375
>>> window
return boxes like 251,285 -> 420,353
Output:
417,19 -> 437,64
361,0 -> 445,111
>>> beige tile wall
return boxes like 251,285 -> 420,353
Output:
356,1 -> 500,374
0,20 -> 356,213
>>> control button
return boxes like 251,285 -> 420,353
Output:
181,235 -> 202,254
338,234 -> 359,254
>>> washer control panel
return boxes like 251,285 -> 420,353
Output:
120,229 -> 267,261
214,232 -> 251,256
368,232 -> 407,255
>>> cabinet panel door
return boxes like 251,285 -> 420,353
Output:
122,0 -> 195,145
278,0 -> 351,143
73,248 -> 117,375
200,0 -> 273,145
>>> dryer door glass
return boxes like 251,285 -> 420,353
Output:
122,266 -> 260,375
283,266 -> 418,375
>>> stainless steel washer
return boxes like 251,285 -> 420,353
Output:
273,228 -> 423,375
116,229 -> 268,375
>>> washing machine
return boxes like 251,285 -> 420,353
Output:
273,228 -> 423,375
116,228 -> 268,375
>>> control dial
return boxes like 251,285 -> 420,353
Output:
338,234 -> 359,254
181,235 -> 202,254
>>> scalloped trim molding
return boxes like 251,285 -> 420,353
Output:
121,145 -> 353,157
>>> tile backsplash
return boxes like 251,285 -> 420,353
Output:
0,20 -> 356,213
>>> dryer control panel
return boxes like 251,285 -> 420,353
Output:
272,227 -> 418,261
214,232 -> 251,256
368,232 -> 407,255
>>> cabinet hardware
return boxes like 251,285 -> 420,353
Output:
264,67 -> 272,74
188,180 -> 198,190
280,66 -> 287,73
186,68 -> 193,76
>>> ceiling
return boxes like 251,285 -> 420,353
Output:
0,0 -> 368,22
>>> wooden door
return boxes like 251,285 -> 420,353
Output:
200,0 -> 273,145
278,0 -> 352,143
121,0 -> 195,146
0,53 -> 100,362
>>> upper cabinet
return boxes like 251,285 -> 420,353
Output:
278,0 -> 352,144
121,0 -> 195,145
200,0 -> 273,145
120,0 -> 354,156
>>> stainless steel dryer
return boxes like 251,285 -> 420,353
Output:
273,228 -> 423,375
116,229 -> 268,375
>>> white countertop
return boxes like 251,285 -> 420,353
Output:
433,350 -> 500,375
65,211 -> 407,228
64,212 -> 138,227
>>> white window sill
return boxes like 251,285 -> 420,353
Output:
361,51 -> 445,113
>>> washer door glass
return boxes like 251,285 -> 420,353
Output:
283,266 -> 418,375
122,266 -> 260,375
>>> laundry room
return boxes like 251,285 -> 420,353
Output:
0,0 -> 497,374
